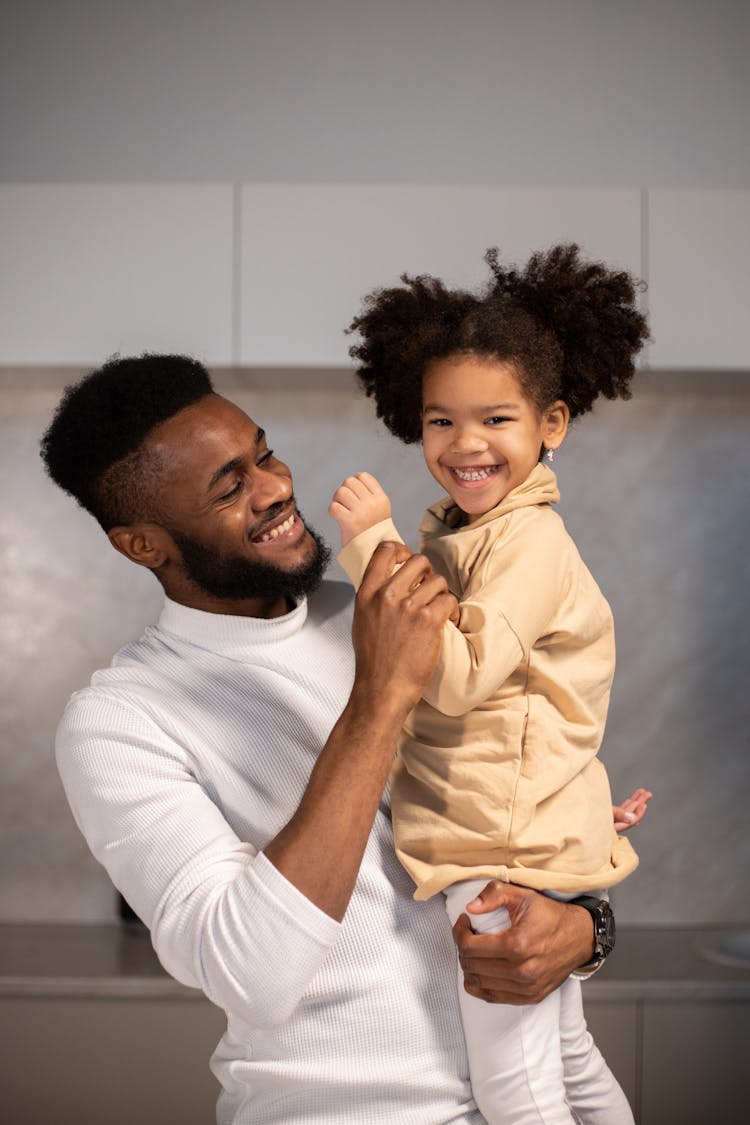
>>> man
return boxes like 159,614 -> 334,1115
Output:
41,354 -> 603,1124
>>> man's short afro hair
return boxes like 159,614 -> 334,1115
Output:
40,353 -> 214,530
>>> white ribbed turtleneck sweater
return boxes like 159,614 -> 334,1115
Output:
56,581 -> 481,1124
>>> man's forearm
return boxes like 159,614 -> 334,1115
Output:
263,684 -> 408,921
264,542 -> 456,922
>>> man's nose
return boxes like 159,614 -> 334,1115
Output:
250,467 -> 292,512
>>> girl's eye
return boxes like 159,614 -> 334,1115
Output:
428,418 -> 452,428
486,416 -> 509,426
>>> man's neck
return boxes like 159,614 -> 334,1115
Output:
160,581 -> 293,620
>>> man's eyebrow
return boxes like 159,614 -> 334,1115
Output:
207,428 -> 265,491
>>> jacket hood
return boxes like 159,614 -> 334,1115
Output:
420,462 -> 560,540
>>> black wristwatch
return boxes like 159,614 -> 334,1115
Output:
569,896 -> 616,978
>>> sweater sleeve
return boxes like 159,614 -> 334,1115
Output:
422,512 -> 571,716
337,518 -> 406,588
55,692 -> 341,1029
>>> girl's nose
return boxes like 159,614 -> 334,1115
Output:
449,429 -> 489,454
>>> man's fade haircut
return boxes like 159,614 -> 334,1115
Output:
40,353 -> 214,531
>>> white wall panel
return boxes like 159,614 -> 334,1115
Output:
0,185 -> 234,365
240,186 -> 642,366
649,189 -> 750,368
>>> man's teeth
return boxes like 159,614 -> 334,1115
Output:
257,514 -> 295,542
452,466 -> 497,481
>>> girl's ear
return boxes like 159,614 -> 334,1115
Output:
542,400 -> 570,453
107,523 -> 173,571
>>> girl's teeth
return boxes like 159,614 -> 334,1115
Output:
453,467 -> 496,481
258,515 -> 295,542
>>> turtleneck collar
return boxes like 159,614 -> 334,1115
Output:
156,595 -> 309,660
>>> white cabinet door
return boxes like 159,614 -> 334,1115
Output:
240,185 -> 642,367
648,189 -> 750,370
0,184 -> 234,365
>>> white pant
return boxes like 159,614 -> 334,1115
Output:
444,880 -> 635,1125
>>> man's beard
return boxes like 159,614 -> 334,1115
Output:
171,511 -> 331,604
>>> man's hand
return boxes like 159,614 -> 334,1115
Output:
329,471 -> 392,547
452,882 -> 594,1005
613,787 -> 652,832
351,541 -> 457,718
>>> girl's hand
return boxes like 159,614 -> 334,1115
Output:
613,788 -> 653,832
329,472 -> 392,547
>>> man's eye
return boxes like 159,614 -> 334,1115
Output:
220,480 -> 243,501
257,448 -> 275,465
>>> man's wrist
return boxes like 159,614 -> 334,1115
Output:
346,680 -> 414,736
568,895 -> 616,978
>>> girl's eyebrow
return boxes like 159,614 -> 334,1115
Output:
422,403 -> 519,414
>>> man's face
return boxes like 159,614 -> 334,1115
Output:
144,394 -> 329,616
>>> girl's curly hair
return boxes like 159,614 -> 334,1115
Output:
347,243 -> 649,443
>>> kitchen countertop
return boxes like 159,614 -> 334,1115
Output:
0,922 -> 192,1000
2,923 -> 749,1002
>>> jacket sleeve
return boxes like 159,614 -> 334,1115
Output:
337,518 -> 406,588
55,693 -> 341,1029
421,514 -> 571,716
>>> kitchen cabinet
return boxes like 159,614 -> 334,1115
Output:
648,189 -> 750,369
0,184 -> 234,366
0,995 -> 225,1125
239,184 -> 642,366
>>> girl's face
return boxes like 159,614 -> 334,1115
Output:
421,355 -> 569,518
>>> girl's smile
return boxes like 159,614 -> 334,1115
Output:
448,464 -> 503,485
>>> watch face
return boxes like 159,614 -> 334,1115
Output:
599,903 -> 616,956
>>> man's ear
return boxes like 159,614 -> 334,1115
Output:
542,400 -> 570,452
107,524 -> 173,571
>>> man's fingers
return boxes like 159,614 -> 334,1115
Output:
359,541 -> 415,590
453,916 -> 548,1004
383,559 -> 456,618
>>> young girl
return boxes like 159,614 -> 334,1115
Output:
330,244 -> 651,1124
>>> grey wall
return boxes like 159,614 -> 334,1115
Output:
1,2 -> 748,927
2,371 -> 749,927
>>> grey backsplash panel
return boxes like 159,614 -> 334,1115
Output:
1,369 -> 748,924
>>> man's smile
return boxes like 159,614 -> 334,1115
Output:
251,508 -> 306,546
